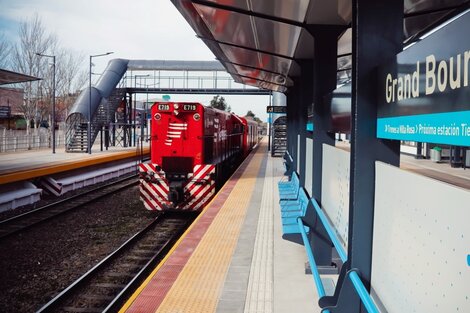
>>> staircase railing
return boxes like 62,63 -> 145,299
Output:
65,113 -> 87,152
88,87 -> 126,148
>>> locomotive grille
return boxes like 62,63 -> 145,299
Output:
162,157 -> 193,174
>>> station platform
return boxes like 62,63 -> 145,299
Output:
400,153 -> 470,190
336,142 -> 470,190
120,139 -> 324,313
0,145 -> 149,185
115,139 -> 470,313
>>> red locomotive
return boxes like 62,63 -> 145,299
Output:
139,102 -> 258,211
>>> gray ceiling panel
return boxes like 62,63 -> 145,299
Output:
194,4 -> 257,49
204,0 -> 310,22
194,3 -> 302,57
293,28 -> 315,60
245,79 -> 287,92
404,0 -> 467,14
305,0 -> 351,25
218,43 -> 293,76
172,0 -> 469,92
252,18 -> 302,57
230,63 -> 293,86
250,0 -> 310,22
404,10 -> 452,38
337,27 -> 351,56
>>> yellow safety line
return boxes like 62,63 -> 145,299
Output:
0,148 -> 149,185
119,144 -> 262,313
155,143 -> 264,313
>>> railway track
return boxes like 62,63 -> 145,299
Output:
36,212 -> 195,313
0,175 -> 139,240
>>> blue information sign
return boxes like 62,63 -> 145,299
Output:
377,10 -> 470,146
306,122 -> 314,132
377,111 -> 470,146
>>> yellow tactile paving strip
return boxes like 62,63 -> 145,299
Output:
243,153 -> 274,313
155,142 -> 264,313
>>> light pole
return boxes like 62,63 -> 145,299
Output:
146,84 -> 149,139
36,52 -> 56,154
143,82 -> 159,139
89,52 -> 113,154
133,74 -> 149,147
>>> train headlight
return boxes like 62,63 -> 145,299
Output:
154,113 -> 161,120
173,103 -> 179,109
193,113 -> 200,121
174,110 -> 179,115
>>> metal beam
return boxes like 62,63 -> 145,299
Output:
286,82 -> 301,167
309,27 -> 342,267
310,27 -> 342,202
127,59 -> 225,71
124,87 -> 271,95
297,60 -> 312,188
340,0 -> 403,312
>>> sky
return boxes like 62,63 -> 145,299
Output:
0,0 -> 270,121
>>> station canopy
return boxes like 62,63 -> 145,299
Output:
0,69 -> 40,85
172,0 -> 469,92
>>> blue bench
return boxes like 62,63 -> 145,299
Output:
276,165 -> 379,313
278,171 -> 300,201
294,197 -> 379,313
277,172 -> 309,243
283,151 -> 294,176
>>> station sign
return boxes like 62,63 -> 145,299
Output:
306,122 -> 314,132
266,106 -> 287,114
377,10 -> 470,146
0,106 -> 11,118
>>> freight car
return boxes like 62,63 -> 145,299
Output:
139,102 -> 258,211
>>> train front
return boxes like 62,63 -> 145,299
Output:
139,102 -> 213,211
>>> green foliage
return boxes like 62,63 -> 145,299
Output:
245,110 -> 262,124
210,95 -> 230,111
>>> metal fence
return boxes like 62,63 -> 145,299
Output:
0,129 -> 65,152
0,126 -> 148,153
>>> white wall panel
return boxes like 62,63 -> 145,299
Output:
321,144 -> 350,251
305,138 -> 313,195
372,162 -> 470,313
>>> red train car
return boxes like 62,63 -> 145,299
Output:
139,102 -> 257,211
241,117 -> 258,157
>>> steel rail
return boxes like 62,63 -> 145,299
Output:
0,174 -> 139,240
36,212 -> 194,313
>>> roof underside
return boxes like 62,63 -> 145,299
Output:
171,0 -> 470,93
0,69 -> 41,85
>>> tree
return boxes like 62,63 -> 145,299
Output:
10,14 -> 86,135
210,95 -> 230,111
0,33 -> 10,69
245,110 -> 262,124
11,14 -> 58,133
56,49 -> 87,120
